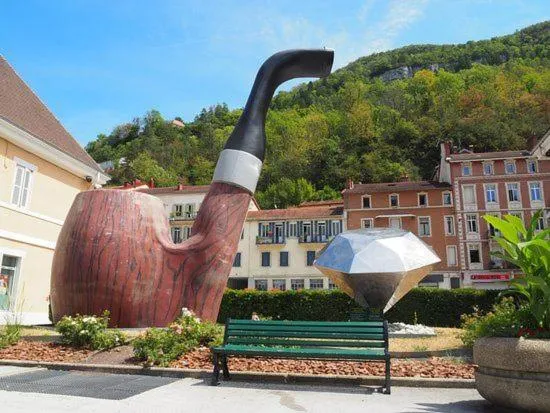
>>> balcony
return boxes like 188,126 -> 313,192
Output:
256,236 -> 286,245
299,234 -> 331,244
169,211 -> 198,221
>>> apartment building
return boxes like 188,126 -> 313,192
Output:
342,180 -> 460,289
439,132 -> 550,289
0,56 -> 109,323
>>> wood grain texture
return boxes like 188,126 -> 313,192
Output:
50,182 -> 250,327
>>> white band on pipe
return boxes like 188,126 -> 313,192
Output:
212,149 -> 263,193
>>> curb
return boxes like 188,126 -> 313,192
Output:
0,359 -> 475,389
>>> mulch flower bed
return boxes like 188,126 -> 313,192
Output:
171,347 -> 475,379
0,340 -> 92,363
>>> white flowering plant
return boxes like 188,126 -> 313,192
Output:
132,308 -> 223,366
56,310 -> 127,350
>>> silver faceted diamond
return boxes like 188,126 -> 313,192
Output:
314,228 -> 440,313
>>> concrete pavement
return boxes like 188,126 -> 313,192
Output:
0,366 -> 498,413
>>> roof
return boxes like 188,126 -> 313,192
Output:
298,199 -> 343,208
137,185 -> 211,195
247,205 -> 343,220
343,181 -> 451,194
0,56 -> 103,173
448,150 -> 531,162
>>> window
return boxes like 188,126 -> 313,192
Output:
11,159 -> 35,208
389,194 -> 399,207
173,204 -> 183,217
418,193 -> 428,206
254,279 -> 267,291
309,279 -> 324,290
0,254 -> 20,311
362,195 -> 371,209
233,252 -> 241,267
418,217 -> 431,236
485,184 -> 498,204
505,160 -> 516,174
486,214 -> 500,237
528,159 -> 538,174
171,227 -> 182,243
261,252 -> 271,267
442,192 -> 452,206
483,162 -> 494,175
361,218 -> 373,229
462,162 -> 472,176
328,281 -> 337,290
306,251 -> 316,266
444,216 -> 455,236
466,214 -> 478,233
535,216 -> 545,231
462,185 -> 476,205
241,229 -> 244,240
446,246 -> 457,266
272,279 -> 286,291
507,183 -> 520,202
291,279 -> 304,290
182,226 -> 192,241
468,244 -> 481,265
332,221 -> 341,236
450,278 -> 461,289
259,223 -> 270,237
289,222 -> 297,237
279,251 -> 289,267
529,182 -> 542,202
389,217 -> 401,229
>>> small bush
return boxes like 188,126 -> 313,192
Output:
55,311 -> 127,350
133,308 -> 223,367
0,324 -> 21,349
460,298 -> 538,347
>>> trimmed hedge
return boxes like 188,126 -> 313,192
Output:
218,288 -> 501,327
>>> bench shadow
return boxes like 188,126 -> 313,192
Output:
191,378 -> 381,395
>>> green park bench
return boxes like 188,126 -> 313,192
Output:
210,318 -> 391,394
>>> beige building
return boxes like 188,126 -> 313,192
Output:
0,56 -> 108,324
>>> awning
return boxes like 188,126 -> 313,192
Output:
375,214 -> 416,219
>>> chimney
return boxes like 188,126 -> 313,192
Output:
400,174 -> 410,182
468,144 -> 474,153
134,179 -> 142,187
148,178 -> 155,188
528,135 -> 538,150
440,141 -> 451,157
346,178 -> 354,190
177,183 -> 184,191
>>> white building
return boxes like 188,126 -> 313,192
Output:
137,185 -> 344,290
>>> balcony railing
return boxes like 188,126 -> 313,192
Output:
299,234 -> 330,243
256,236 -> 286,245
169,211 -> 198,220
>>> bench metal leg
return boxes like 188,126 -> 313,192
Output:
384,358 -> 391,395
211,353 -> 220,385
222,355 -> 231,380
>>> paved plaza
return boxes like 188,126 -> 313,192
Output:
0,366 -> 502,413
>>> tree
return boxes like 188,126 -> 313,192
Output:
130,152 -> 178,187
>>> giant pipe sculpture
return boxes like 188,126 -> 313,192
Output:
50,49 -> 334,327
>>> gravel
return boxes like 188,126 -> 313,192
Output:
388,323 -> 436,337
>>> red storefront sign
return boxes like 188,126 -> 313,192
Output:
470,273 -> 511,282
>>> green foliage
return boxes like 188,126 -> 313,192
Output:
460,298 -> 534,347
86,22 -> 550,192
218,288 -> 500,327
132,309 -> 223,366
483,211 -> 550,330
0,324 -> 21,349
256,178 -> 341,209
55,311 -> 127,350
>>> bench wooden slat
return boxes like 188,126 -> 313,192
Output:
229,319 -> 384,327
227,337 -> 386,348
227,325 -> 384,333
227,330 -> 384,339
212,344 -> 387,359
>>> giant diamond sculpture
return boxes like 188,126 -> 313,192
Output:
314,228 -> 440,313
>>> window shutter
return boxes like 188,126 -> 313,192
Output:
327,220 -> 331,236
11,166 -> 23,205
258,223 -> 261,236
298,221 -> 303,236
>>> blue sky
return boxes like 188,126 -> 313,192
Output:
1,0 -> 548,146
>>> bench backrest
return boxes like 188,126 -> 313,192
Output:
224,319 -> 388,350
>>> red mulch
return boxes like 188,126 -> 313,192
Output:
0,340 -> 92,363
171,347 -> 475,379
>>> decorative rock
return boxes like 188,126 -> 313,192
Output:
388,323 -> 436,337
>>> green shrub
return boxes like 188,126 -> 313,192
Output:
55,311 -> 127,350
218,288 -> 499,327
133,308 -> 223,366
0,324 -> 21,349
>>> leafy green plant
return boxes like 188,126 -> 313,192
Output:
55,311 -> 127,350
0,324 -> 21,349
484,211 -> 550,330
132,308 -> 223,366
